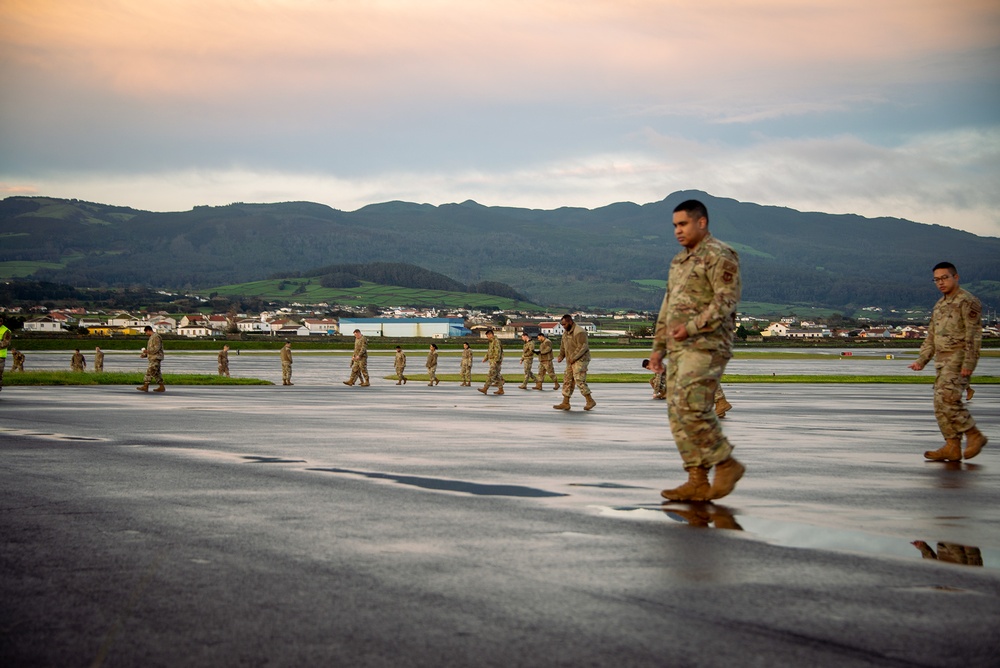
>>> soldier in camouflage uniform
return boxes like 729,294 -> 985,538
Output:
280,341 -> 293,386
909,262 -> 987,461
137,326 -> 165,392
650,199 -> 742,502
426,343 -> 440,386
517,333 -> 537,389
642,358 -> 667,399
534,333 -> 559,390
459,342 -> 473,386
218,344 -> 230,377
71,349 -> 86,372
394,346 -> 408,385
554,314 -> 596,411
477,329 -> 505,395
11,348 -> 25,373
344,329 -> 370,386
94,346 -> 104,373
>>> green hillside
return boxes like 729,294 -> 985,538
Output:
2,191 -> 999,314
210,278 -> 541,310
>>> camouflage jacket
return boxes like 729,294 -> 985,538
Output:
461,348 -> 473,366
559,325 -> 590,364
653,234 -> 741,355
520,340 -> 535,363
486,337 -> 503,364
353,335 -> 368,359
280,346 -> 292,364
538,338 -> 553,361
395,351 -> 406,368
916,288 -> 982,372
426,350 -> 438,368
146,332 -> 164,360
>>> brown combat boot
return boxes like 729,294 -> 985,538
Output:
924,438 -> 962,462
136,383 -> 149,392
553,382 -> 560,390
478,387 -> 488,395
153,383 -> 166,393
709,457 -> 745,500
584,395 -> 596,411
494,387 -> 504,395
660,467 -> 710,502
343,380 -> 354,386
715,398 -> 733,418
963,427 -> 988,460
553,398 -> 570,410
533,381 -> 543,390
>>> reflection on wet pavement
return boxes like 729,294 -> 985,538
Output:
243,455 -> 307,464
912,540 -> 984,567
662,503 -> 743,530
310,466 -> 569,497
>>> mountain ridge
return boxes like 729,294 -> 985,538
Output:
2,191 -> 998,313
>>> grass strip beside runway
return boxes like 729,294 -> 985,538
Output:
3,371 -> 273,386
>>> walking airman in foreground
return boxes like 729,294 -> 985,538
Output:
650,199 -> 742,502
909,262 -> 987,461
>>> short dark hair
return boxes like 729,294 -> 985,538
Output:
933,262 -> 957,275
353,329 -> 361,334
430,343 -> 438,350
560,314 -> 572,322
642,358 -> 650,368
144,325 -> 153,332
673,199 -> 709,224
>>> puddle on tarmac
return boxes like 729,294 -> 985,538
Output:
601,503 -> 999,570
242,455 -> 307,464
310,467 -> 569,498
0,428 -> 106,443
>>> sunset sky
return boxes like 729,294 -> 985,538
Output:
1,0 -> 998,236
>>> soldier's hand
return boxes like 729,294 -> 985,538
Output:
670,324 -> 688,341
648,351 -> 665,374
961,368 -> 973,378
908,361 -> 924,371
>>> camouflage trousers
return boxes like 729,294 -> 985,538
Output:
459,361 -> 472,384
537,358 -> 557,384
94,360 -> 103,373
562,357 -> 591,398
395,365 -> 407,382
520,360 -> 536,386
714,385 -> 727,402
144,358 -> 163,385
426,364 -> 437,384
933,356 -> 976,439
666,349 -> 734,469
348,357 -> 369,384
71,362 -> 85,372
649,371 -> 666,396
484,362 -> 504,389
282,362 -> 292,384
218,362 -> 229,377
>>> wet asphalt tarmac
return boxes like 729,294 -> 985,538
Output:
2,355 -> 999,667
